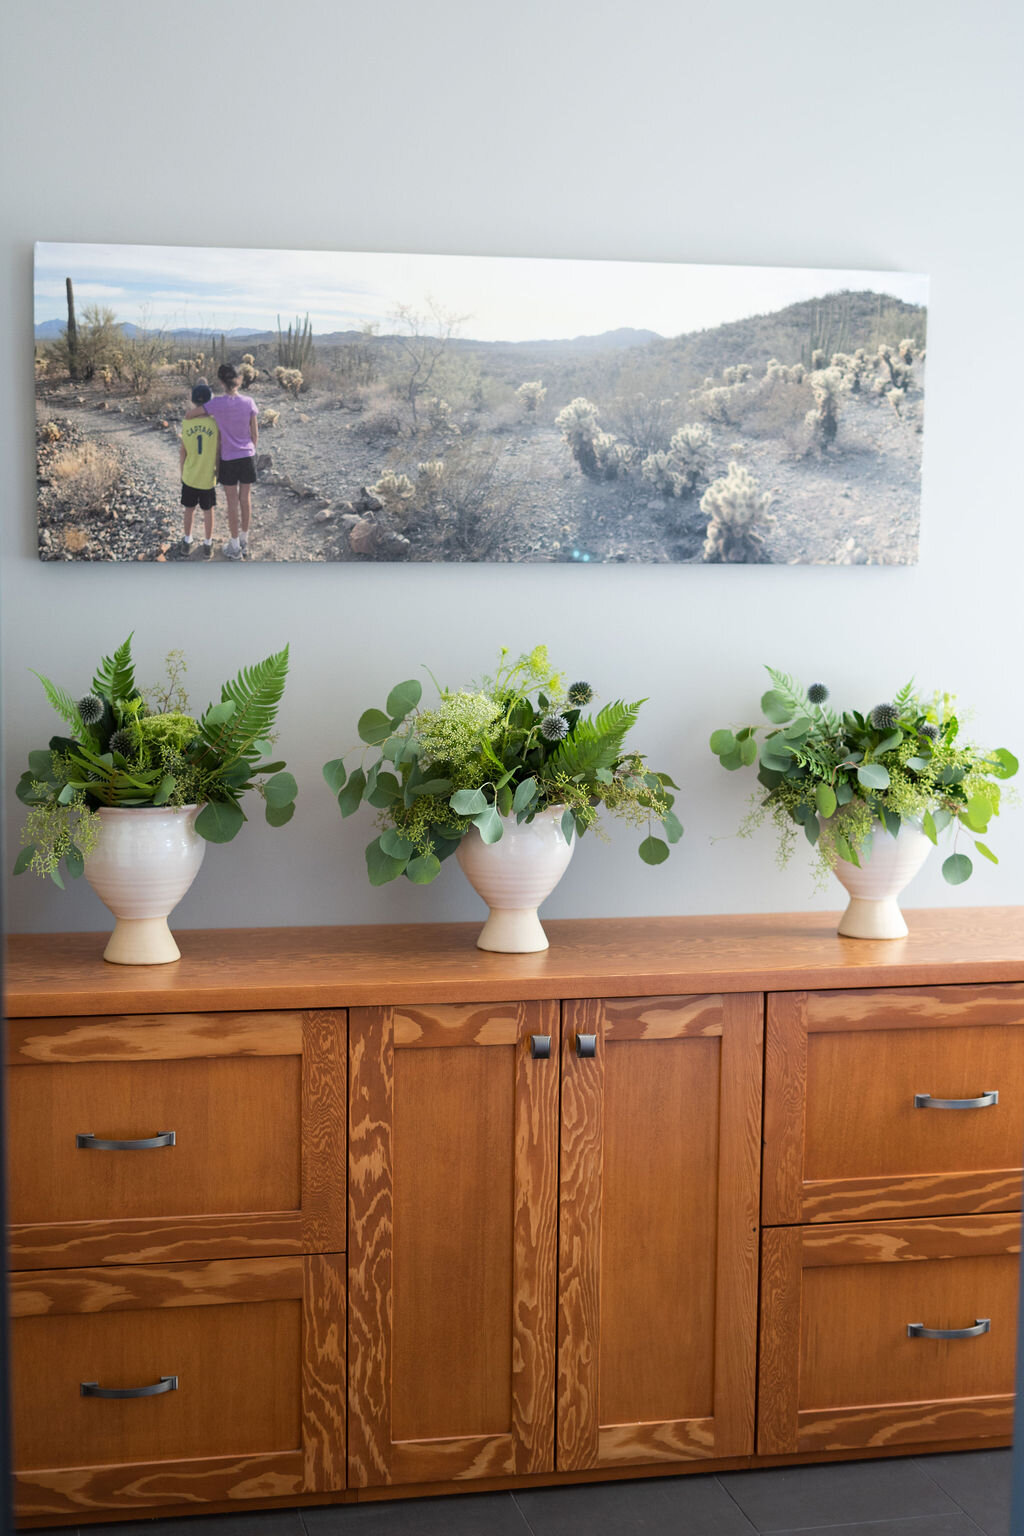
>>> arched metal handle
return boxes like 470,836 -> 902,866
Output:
907,1319 -> 990,1340
77,1131 -> 176,1150
530,1034 -> 551,1060
914,1093 -> 998,1110
81,1375 -> 179,1399
576,1034 -> 597,1058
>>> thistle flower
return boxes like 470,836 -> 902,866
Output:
540,713 -> 570,742
869,702 -> 899,730
77,694 -> 103,726
567,681 -> 594,707
109,728 -> 137,759
807,682 -> 829,705
918,722 -> 940,740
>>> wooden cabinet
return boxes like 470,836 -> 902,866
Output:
7,1009 -> 346,1268
10,1254 -> 346,1519
759,1214 -> 1020,1454
5,911 -> 1024,1524
556,994 -> 762,1469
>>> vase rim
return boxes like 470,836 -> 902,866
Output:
96,804 -> 200,817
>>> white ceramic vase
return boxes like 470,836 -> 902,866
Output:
84,806 -> 206,965
833,821 -> 933,939
456,806 -> 575,953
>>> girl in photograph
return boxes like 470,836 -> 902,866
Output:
204,362 -> 259,560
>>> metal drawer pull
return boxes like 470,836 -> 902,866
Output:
907,1318 -> 991,1340
530,1034 -> 551,1059
576,1034 -> 597,1058
81,1375 -> 179,1399
914,1092 -> 998,1110
76,1131 -> 176,1150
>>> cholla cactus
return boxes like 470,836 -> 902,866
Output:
369,471 -> 416,505
239,361 -> 258,388
875,338 -> 917,403
515,380 -> 547,413
40,420 -> 62,443
810,348 -> 827,371
424,396 -> 459,433
722,364 -> 752,385
417,459 -> 445,488
830,348 -> 870,394
765,358 -> 805,385
701,462 -> 774,564
804,366 -> 846,449
641,422 -> 714,498
99,366 -> 114,389
555,397 -> 627,480
241,354 -> 255,367
274,366 -> 303,397
261,408 -> 280,428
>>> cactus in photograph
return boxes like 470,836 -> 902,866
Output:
556,397 -> 627,480
515,380 -> 547,413
804,365 -> 846,449
277,313 -> 314,371
65,277 -> 80,382
274,366 -> 303,397
641,423 -> 714,498
701,462 -> 774,563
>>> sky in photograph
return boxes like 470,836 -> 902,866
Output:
35,242 -> 929,343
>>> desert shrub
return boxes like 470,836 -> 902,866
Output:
50,441 -> 120,512
426,446 -> 521,561
261,407 -> 280,428
39,420 -> 62,444
121,332 -> 165,395
35,355 -> 49,377
422,396 -> 459,434
46,304 -> 123,382
515,381 -> 547,414
274,366 -> 303,398
607,391 -> 678,457
804,365 -> 847,450
555,397 -> 629,481
351,394 -> 406,440
641,423 -> 714,498
701,462 -> 774,564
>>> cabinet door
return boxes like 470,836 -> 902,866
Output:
11,1253 -> 346,1519
759,1213 -> 1019,1453
763,985 -> 1024,1223
7,1009 -> 346,1267
347,1001 -> 559,1487
557,993 -> 762,1469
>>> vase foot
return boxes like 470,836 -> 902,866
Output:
837,896 -> 909,941
476,907 -> 549,953
103,917 -> 181,966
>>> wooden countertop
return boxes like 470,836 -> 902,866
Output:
5,908 -> 1024,1016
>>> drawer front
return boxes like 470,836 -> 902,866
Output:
759,1213 -> 1020,1454
764,985 -> 1024,1222
7,1010 -> 345,1267
11,1254 -> 345,1517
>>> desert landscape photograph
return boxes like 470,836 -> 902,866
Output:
33,243 -> 928,564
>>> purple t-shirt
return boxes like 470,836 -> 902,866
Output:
205,392 -> 257,460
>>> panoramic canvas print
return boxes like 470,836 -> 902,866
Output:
34,242 -> 928,564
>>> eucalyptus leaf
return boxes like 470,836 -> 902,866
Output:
942,852 -> 973,885
357,708 -> 393,745
265,801 -> 295,828
638,835 -> 670,865
710,729 -> 736,756
405,853 -> 442,884
451,787 -> 488,815
719,746 -> 744,771
336,768 -> 366,817
367,772 -> 401,808
561,808 -> 575,844
804,815 -> 820,845
263,770 -> 297,809
739,736 -> 758,765
380,829 -> 415,860
964,794 -> 992,832
857,762 -> 890,790
13,845 -> 35,876
974,841 -> 999,864
662,809 -> 684,844
906,755 -> 931,772
760,690 -> 792,724
386,679 -> 422,721
365,836 -> 408,885
513,777 -> 538,812
28,749 -> 57,781
56,782 -> 76,805
152,774 -> 175,807
991,748 -> 1019,780
473,805 -> 503,844
195,799 -> 246,844
322,758 -> 347,794
409,777 -> 453,797
64,843 -> 85,878
874,729 -> 903,755
49,866 -> 65,889
203,700 -> 236,726
922,809 -> 938,845
815,783 -> 837,818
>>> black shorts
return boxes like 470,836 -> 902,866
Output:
218,456 -> 257,486
181,482 -> 216,510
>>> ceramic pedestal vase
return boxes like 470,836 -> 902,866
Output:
456,806 -> 574,953
84,806 -> 206,965
833,822 -> 933,939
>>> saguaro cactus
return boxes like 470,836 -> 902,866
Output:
65,277 -> 79,382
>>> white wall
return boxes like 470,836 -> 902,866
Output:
3,0 -> 1022,934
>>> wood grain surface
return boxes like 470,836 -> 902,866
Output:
759,1213 -> 1021,1455
763,988 -> 1024,1224
557,993 -> 762,1470
7,908 -> 1024,1016
8,1010 -> 346,1268
346,1001 -> 558,1487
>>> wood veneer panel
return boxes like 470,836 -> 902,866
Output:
558,992 -> 762,1470
8,908 -> 1024,1016
347,1001 -> 558,1487
758,1213 -> 1021,1455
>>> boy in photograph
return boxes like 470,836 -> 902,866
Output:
179,380 -> 219,558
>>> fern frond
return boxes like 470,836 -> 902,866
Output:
31,671 -> 83,732
548,699 -> 642,779
764,667 -> 811,717
92,634 -> 136,704
894,678 -> 916,709
200,646 -> 290,762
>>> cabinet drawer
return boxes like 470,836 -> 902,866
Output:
758,1213 -> 1019,1454
11,1254 -> 346,1518
7,1010 -> 345,1267
764,985 -> 1024,1222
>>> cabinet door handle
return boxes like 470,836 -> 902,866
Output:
576,1034 -> 597,1058
913,1092 -> 998,1110
81,1375 -> 179,1399
76,1131 -> 176,1150
530,1034 -> 551,1059
907,1318 -> 990,1340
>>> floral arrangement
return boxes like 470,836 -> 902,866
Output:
710,668 -> 1017,884
15,636 -> 296,885
324,645 -> 681,885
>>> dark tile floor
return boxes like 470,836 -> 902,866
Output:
30,1450 -> 1015,1536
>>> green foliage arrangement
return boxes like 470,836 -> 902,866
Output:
324,645 -> 682,887
710,668 -> 1018,885
15,636 -> 296,885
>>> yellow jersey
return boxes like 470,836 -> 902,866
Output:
181,413 -> 219,490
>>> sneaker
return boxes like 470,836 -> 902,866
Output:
222,539 -> 243,560
200,541 -> 213,560
179,537 -> 195,557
